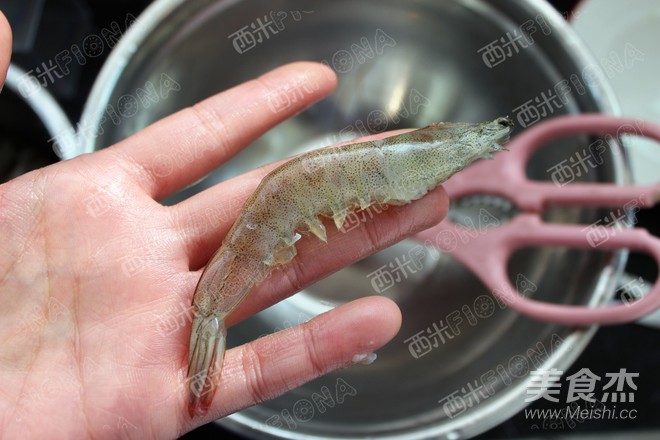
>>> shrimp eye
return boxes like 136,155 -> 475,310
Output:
496,117 -> 512,128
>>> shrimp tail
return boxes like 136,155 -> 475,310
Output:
187,312 -> 227,417
186,247 -> 269,417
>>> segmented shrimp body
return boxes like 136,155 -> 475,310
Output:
187,117 -> 513,415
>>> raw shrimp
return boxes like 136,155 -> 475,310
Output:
187,117 -> 514,416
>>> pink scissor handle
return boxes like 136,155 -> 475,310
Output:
418,114 -> 660,326
417,213 -> 660,325
443,114 -> 660,210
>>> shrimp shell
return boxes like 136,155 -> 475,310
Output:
186,117 -> 513,416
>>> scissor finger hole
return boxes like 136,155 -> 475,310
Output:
449,194 -> 519,227
525,132 -> 623,186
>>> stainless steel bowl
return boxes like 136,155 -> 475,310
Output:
1,64 -> 76,182
78,0 -> 626,438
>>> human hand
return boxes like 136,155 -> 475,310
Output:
0,12 -> 447,439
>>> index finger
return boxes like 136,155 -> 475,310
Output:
105,62 -> 337,200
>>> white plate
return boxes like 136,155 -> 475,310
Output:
572,0 -> 660,184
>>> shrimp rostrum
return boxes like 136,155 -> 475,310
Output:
187,117 -> 513,415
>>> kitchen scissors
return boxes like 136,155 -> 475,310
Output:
416,114 -> 660,325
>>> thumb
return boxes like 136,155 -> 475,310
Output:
0,10 -> 12,88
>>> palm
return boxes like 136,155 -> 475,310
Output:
0,160 -> 191,437
0,63 -> 447,438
